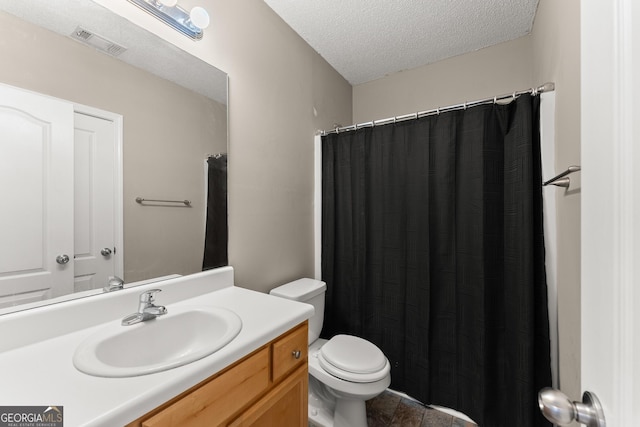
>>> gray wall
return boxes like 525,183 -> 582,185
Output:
210,1 -> 353,292
352,0 -> 581,404
353,36 -> 533,122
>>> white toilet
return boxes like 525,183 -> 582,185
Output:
270,278 -> 391,427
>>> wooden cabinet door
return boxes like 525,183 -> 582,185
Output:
138,348 -> 270,427
228,364 -> 308,427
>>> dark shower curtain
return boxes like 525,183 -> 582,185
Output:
203,154 -> 228,270
321,94 -> 552,427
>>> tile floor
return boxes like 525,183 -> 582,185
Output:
366,390 -> 477,427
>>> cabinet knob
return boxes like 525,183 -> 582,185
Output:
292,350 -> 301,359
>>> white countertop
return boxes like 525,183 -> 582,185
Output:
0,268 -> 313,426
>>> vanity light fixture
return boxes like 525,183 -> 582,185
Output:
127,0 -> 210,40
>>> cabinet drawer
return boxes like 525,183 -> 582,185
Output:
142,347 -> 270,427
272,323 -> 307,382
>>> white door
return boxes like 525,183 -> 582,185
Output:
581,0 -> 640,425
73,111 -> 122,292
0,84 -> 74,307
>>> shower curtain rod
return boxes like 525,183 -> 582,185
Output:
318,82 -> 555,136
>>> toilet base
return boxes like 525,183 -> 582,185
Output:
308,374 -> 371,427
308,394 -> 368,427
308,375 -> 335,427
308,377 -> 335,427
334,398 -> 367,427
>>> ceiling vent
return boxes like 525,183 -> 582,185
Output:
70,26 -> 127,57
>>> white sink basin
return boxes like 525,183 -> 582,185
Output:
73,306 -> 242,377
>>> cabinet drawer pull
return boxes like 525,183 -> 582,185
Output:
292,350 -> 301,359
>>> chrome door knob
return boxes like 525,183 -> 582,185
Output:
101,247 -> 113,256
538,388 -> 606,427
56,254 -> 70,265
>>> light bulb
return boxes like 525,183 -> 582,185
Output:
158,0 -> 178,6
190,6 -> 210,29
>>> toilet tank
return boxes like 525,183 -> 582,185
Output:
270,278 -> 326,345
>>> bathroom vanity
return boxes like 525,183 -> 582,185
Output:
126,322 -> 308,426
0,267 -> 313,426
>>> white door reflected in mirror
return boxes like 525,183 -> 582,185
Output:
0,83 -> 123,309
0,84 -> 74,307
73,110 -> 122,293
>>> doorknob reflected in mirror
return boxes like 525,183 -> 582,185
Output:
538,388 -> 606,427
101,248 -> 113,257
56,254 -> 70,265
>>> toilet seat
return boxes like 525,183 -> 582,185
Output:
318,335 -> 390,383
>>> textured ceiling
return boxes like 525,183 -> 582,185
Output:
264,0 -> 539,85
0,0 -> 227,104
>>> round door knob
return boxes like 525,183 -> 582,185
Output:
56,254 -> 70,265
292,350 -> 301,359
101,248 -> 112,256
538,388 -> 575,425
538,388 -> 606,427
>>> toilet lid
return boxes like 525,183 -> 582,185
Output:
319,335 -> 389,382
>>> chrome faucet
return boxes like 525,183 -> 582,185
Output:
103,276 -> 124,292
121,289 -> 167,326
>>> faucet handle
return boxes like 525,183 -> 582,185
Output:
103,275 -> 124,292
140,289 -> 162,303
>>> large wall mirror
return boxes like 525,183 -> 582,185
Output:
0,0 -> 228,314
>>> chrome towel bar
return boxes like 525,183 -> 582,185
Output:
135,197 -> 191,206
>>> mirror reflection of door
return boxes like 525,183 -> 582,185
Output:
0,83 -> 122,308
0,83 -> 74,307
73,110 -> 122,292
